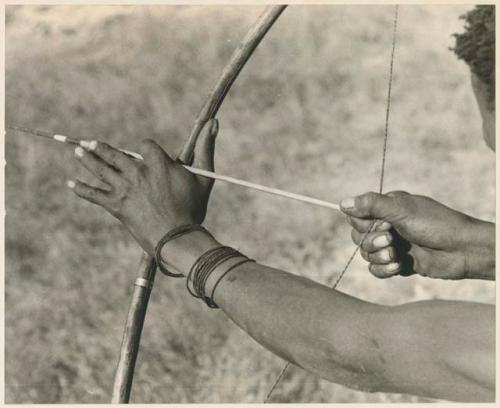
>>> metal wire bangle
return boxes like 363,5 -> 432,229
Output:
154,224 -> 212,278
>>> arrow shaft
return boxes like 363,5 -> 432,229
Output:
7,126 -> 340,212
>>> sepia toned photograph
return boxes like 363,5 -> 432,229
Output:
4,3 -> 495,404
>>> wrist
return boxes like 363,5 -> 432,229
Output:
138,215 -> 199,256
463,219 -> 495,280
159,229 -> 221,275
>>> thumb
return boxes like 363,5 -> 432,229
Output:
138,138 -> 174,165
340,192 -> 404,221
192,118 -> 219,171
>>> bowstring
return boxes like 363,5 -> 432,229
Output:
264,5 -> 399,403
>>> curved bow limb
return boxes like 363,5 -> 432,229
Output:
178,5 -> 287,164
111,5 -> 287,403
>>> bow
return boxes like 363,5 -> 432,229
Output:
112,4 -> 398,402
111,5 -> 287,403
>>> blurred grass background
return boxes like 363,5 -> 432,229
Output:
5,4 -> 495,403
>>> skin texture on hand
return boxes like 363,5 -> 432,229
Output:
68,119 -> 219,255
340,191 -> 495,280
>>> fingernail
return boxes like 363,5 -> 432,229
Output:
80,140 -> 91,149
380,249 -> 392,262
386,262 -> 400,273
67,180 -> 76,189
373,234 -> 390,248
340,197 -> 355,210
75,147 -> 84,158
379,221 -> 391,230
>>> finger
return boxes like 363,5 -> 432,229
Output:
375,220 -> 392,232
351,229 -> 392,252
367,247 -> 396,265
346,216 -> 374,233
193,118 -> 218,171
82,140 -> 136,171
346,217 -> 392,233
368,262 -> 401,279
67,179 -> 110,206
340,191 -> 410,220
138,139 -> 174,165
360,249 -> 370,262
75,146 -> 122,187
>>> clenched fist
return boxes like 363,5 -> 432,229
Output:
340,191 -> 494,281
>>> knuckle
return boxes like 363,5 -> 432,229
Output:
361,234 -> 374,250
138,139 -> 159,154
109,190 -> 128,215
360,240 -> 370,251
135,162 -> 148,177
94,141 -> 106,152
113,181 -> 131,201
358,191 -> 378,209
128,163 -> 146,185
97,142 -> 113,158
387,190 -> 409,198
96,169 -> 107,181
73,186 -> 85,198
368,263 -> 380,277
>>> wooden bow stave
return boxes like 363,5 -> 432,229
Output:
111,5 -> 287,403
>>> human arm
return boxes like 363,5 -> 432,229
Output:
163,230 -> 495,402
340,192 -> 495,280
67,139 -> 495,402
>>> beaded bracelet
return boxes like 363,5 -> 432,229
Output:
154,224 -> 213,278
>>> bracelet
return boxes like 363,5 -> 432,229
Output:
154,224 -> 213,278
186,246 -> 254,308
187,246 -> 239,301
208,258 -> 255,307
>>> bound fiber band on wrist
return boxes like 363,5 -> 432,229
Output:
154,224 -> 213,278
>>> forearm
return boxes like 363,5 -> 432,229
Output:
464,218 -> 495,280
159,230 -> 494,401
161,231 -> 396,392
208,262 -> 387,390
383,300 -> 494,402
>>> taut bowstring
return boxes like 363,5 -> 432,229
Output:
264,5 -> 399,403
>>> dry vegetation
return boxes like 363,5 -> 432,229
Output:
5,4 -> 495,403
